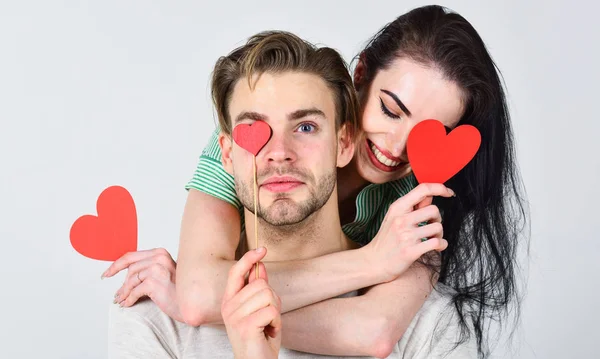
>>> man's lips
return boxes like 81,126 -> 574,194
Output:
260,176 -> 304,192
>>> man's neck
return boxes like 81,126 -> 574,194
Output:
243,193 -> 357,261
336,157 -> 368,204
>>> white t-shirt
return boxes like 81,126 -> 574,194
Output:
108,283 -> 477,358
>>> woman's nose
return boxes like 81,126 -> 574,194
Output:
385,127 -> 409,159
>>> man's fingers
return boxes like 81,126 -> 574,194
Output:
223,248 -> 268,303
264,325 -> 278,339
248,262 -> 268,284
269,308 -> 282,336
231,285 -> 279,321
246,305 -> 281,333
265,309 -> 282,339
101,249 -> 159,278
225,278 -> 270,314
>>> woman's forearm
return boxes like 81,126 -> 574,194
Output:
176,190 -> 386,326
176,190 -> 243,326
181,249 -> 384,325
280,263 -> 435,358
281,295 -> 382,357
266,248 -> 381,312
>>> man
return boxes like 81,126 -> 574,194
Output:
108,31 -> 475,358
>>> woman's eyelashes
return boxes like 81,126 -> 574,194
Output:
379,98 -> 401,120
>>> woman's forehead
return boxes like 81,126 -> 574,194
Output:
375,58 -> 465,126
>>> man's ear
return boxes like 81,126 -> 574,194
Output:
353,53 -> 366,90
336,123 -> 355,168
219,132 -> 234,175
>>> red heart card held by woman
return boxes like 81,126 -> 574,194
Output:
232,121 -> 272,156
70,185 -> 137,261
407,119 -> 481,184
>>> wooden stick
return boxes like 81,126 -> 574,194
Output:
253,155 -> 259,279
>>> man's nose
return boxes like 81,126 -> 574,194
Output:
262,131 -> 296,164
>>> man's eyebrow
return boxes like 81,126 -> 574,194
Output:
289,108 -> 326,120
381,89 -> 412,117
234,111 -> 268,124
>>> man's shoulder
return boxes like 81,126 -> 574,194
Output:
108,299 -> 234,358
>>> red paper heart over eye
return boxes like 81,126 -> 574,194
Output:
232,121 -> 272,156
407,119 -> 481,184
70,186 -> 137,261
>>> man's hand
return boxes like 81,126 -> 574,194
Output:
101,248 -> 183,322
221,247 -> 282,359
365,183 -> 454,282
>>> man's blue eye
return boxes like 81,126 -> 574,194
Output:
298,124 -> 315,132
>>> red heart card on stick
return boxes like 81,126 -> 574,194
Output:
70,185 -> 137,261
407,119 -> 481,184
232,121 -> 272,156
232,120 -> 272,279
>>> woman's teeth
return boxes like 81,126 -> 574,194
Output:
370,143 -> 401,167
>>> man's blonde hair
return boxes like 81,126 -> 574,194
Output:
211,31 -> 360,136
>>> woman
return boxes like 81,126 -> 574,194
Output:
103,5 -> 527,358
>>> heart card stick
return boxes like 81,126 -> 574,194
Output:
70,185 -> 138,261
232,120 -> 272,278
407,119 -> 481,184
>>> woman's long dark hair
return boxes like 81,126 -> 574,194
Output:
357,5 -> 529,358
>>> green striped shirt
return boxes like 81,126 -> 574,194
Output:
185,127 -> 418,245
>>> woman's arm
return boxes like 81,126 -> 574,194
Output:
177,183 -> 450,330
175,189 -> 383,326
279,262 -> 436,358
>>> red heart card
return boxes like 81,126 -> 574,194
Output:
232,121 -> 272,156
407,119 -> 481,184
70,185 -> 137,261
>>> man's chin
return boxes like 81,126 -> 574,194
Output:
260,200 -> 310,227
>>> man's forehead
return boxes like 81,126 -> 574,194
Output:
228,72 -> 335,120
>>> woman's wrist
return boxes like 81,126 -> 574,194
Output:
359,244 -> 395,284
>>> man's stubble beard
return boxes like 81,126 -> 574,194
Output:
234,166 -> 337,228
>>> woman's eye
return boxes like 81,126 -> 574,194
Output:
297,123 -> 316,132
379,98 -> 401,120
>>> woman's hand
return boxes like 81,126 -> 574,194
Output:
365,183 -> 454,282
222,247 -> 282,359
101,248 -> 183,322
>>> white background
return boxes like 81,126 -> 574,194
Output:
1,1 -> 598,358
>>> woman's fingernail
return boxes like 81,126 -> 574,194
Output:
447,188 -> 456,197
256,247 -> 265,253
